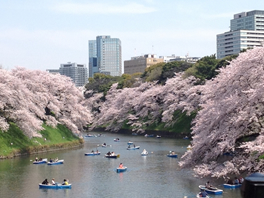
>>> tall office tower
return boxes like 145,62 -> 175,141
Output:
217,10 -> 264,59
88,40 -> 98,78
88,35 -> 122,77
59,62 -> 88,87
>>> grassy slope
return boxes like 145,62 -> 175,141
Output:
0,123 -> 80,157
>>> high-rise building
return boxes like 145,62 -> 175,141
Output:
124,54 -> 163,75
217,10 -> 264,59
88,35 -> 122,77
59,62 -> 87,87
88,40 -> 98,78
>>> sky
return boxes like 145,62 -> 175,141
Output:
0,0 -> 264,71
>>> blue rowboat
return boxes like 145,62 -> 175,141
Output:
127,146 -> 140,150
39,183 -> 71,189
116,167 -> 127,173
127,141 -> 133,145
105,154 -> 120,159
144,134 -> 154,137
85,134 -> 95,137
84,152 -> 101,156
199,185 -> 223,195
33,158 -> 47,164
167,154 -> 178,158
196,194 -> 209,198
47,160 -> 64,165
223,183 -> 242,188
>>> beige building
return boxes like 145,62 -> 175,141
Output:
124,54 -> 164,74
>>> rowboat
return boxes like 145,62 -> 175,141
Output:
156,135 -> 161,138
114,138 -> 120,142
196,193 -> 209,198
47,160 -> 64,165
145,134 -> 154,137
127,141 -> 133,145
105,154 -> 120,159
199,185 -> 223,195
85,134 -> 95,137
39,183 -> 71,189
167,154 -> 178,158
127,146 -> 140,150
223,183 -> 242,188
116,166 -> 127,173
141,149 -> 148,156
84,152 -> 101,156
33,158 -> 47,164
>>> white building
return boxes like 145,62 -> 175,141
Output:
217,10 -> 264,59
59,62 -> 87,87
159,54 -> 200,63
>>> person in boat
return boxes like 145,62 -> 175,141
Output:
55,157 -> 58,162
35,157 -> 38,162
107,151 -> 111,156
62,179 -> 69,185
42,179 -> 49,185
91,150 -> 94,153
103,143 -> 106,146
134,144 -> 136,148
49,158 -> 53,163
227,178 -> 233,184
39,158 -> 42,161
171,151 -> 175,155
111,152 -> 115,156
239,177 -> 244,184
234,177 -> 239,184
128,145 -> 131,148
51,178 -> 56,185
205,181 -> 214,189
96,150 -> 99,153
199,189 -> 208,197
119,163 -> 123,168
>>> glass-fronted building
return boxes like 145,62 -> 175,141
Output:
88,40 -> 98,78
217,10 -> 264,59
88,35 -> 122,77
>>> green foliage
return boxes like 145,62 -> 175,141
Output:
117,73 -> 142,89
141,62 -> 165,82
0,123 -> 79,157
184,54 -> 239,84
121,110 -> 196,134
159,61 -> 193,84
147,110 -> 196,133
259,154 -> 264,160
141,61 -> 194,84
85,73 -> 122,95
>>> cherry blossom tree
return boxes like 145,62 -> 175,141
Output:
89,72 -> 201,133
0,67 -> 92,138
180,47 -> 264,178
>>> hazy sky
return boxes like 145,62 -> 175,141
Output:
1,0 -> 263,71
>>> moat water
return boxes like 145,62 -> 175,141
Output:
0,132 -> 242,198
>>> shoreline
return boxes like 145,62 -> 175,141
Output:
91,128 -> 191,139
0,139 -> 83,160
